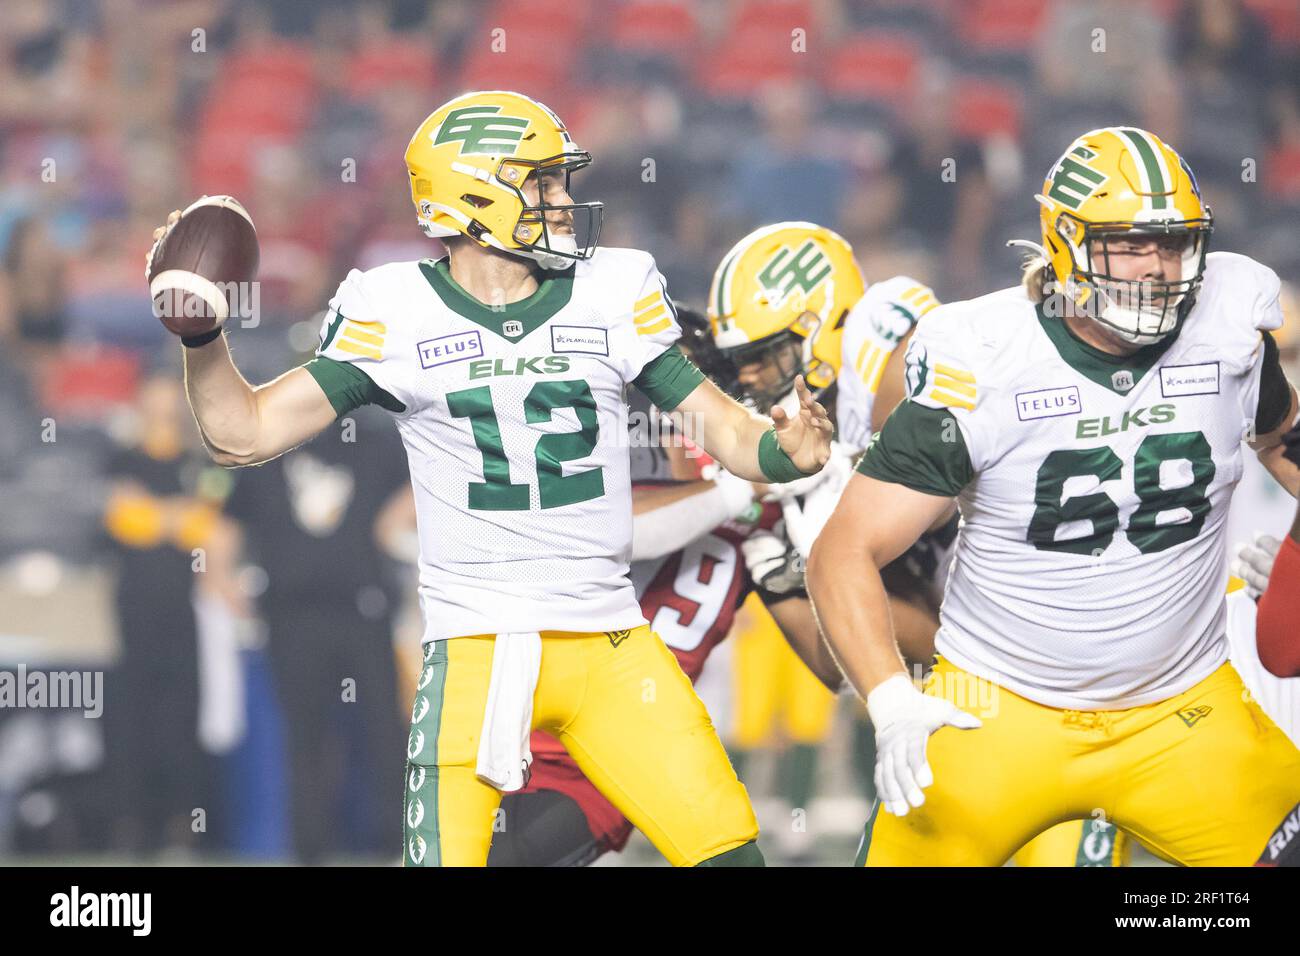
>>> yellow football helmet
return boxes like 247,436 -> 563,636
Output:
1035,126 -> 1213,344
707,222 -> 865,411
404,90 -> 602,270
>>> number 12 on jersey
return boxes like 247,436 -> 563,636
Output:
446,380 -> 605,511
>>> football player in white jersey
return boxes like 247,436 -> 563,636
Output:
808,126 -> 1300,866
707,222 -> 951,661
158,91 -> 834,867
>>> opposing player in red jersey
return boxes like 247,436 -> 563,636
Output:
1257,424 -> 1300,679
488,307 -> 842,866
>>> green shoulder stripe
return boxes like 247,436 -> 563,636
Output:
633,347 -> 705,411
856,399 -> 974,497
304,356 -> 406,417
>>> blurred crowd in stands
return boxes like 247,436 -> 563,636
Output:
1,0 -> 1298,861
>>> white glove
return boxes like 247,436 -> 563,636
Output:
1230,532 -> 1281,599
866,673 -> 982,817
740,527 -> 805,596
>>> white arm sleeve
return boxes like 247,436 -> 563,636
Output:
631,471 -> 755,561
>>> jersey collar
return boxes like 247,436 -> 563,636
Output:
1034,302 -> 1179,395
419,257 -> 573,344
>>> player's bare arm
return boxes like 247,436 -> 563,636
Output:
1253,385 -> 1300,496
672,373 -> 832,482
183,347 -> 338,467
806,473 -> 951,697
807,472 -> 981,818
761,594 -> 844,692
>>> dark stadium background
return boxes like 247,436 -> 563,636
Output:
0,0 -> 1297,865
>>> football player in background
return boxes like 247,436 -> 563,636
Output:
809,126 -> 1300,866
155,91 -> 835,867
488,307 -> 843,866
1255,424 -> 1300,680
707,222 -> 952,812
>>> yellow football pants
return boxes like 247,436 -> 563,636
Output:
1014,820 -> 1131,867
403,626 -> 758,867
861,657 -> 1300,866
732,593 -> 837,748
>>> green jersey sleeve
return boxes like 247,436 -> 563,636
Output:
856,399 -> 975,497
632,347 -> 706,412
303,356 -> 405,418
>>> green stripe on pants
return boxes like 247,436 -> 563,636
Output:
404,642 -> 448,866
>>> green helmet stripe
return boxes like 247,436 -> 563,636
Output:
714,250 -> 739,319
1117,128 -> 1168,210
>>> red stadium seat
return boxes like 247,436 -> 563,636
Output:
609,0 -> 700,57
221,42 -> 316,92
1265,142 -> 1300,201
952,78 -> 1024,141
346,40 -> 437,95
1244,0 -> 1300,47
732,0 -> 815,37
41,348 -> 139,419
822,32 -> 922,108
482,0 -> 594,45
958,0 -> 1051,53
696,36 -> 806,99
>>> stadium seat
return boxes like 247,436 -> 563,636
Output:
1265,142 -> 1300,202
731,0 -> 815,35
345,39 -> 438,95
957,0 -> 1051,53
1244,0 -> 1300,47
952,78 -> 1024,142
822,32 -> 922,110
608,0 -> 700,59
695,37 -> 806,99
482,0 -> 594,45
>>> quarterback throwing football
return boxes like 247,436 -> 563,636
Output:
808,127 -> 1300,866
160,91 -> 834,866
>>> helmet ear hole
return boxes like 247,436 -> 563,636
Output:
461,194 -> 492,208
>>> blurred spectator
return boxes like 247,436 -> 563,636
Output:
215,406 -> 409,863
1033,0 -> 1177,151
2,216 -> 67,348
730,79 -> 851,232
870,67 -> 994,299
1172,0 -> 1275,182
101,368 -> 224,856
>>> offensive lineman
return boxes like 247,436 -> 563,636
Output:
808,127 -> 1300,866
158,91 -> 834,867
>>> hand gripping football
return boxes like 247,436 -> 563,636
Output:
146,195 -> 259,338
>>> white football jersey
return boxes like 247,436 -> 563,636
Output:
837,277 -> 939,452
312,248 -> 698,641
859,252 -> 1284,709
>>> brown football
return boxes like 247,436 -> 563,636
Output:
147,195 -> 259,338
